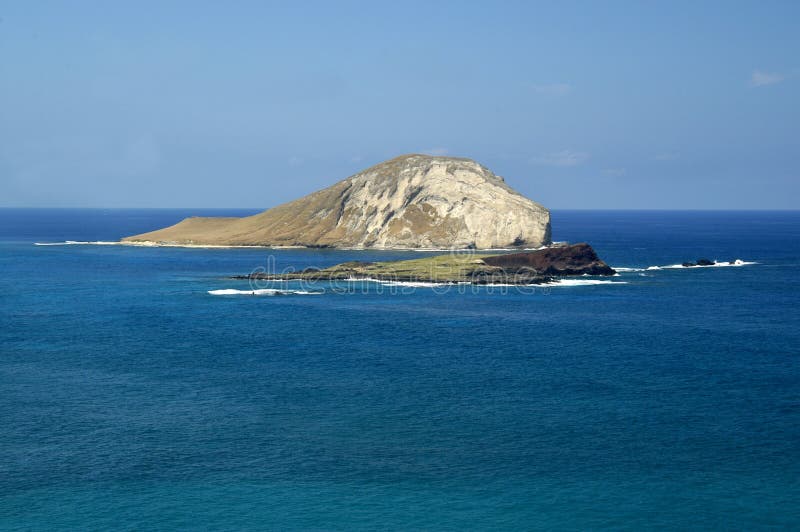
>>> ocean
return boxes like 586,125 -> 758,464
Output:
1,209 -> 798,529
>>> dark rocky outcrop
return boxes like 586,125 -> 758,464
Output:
482,243 -> 616,276
683,258 -> 719,267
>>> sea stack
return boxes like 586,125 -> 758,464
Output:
123,154 -> 551,249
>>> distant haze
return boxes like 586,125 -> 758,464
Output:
0,1 -> 797,209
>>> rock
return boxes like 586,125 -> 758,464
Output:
682,258 -> 716,267
472,243 -> 616,276
235,243 -> 614,284
123,154 -> 551,250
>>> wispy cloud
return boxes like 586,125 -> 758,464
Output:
601,168 -> 626,177
288,156 -> 304,166
750,70 -> 784,87
530,150 -> 588,167
530,83 -> 572,95
422,147 -> 449,156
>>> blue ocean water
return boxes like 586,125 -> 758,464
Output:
1,209 -> 799,529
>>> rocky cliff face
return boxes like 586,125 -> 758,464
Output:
124,154 -> 551,249
481,243 -> 616,276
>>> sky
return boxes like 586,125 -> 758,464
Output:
0,1 -> 797,209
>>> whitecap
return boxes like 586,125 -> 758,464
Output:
660,260 -> 757,269
617,260 -> 756,272
34,240 -> 120,246
543,279 -> 628,287
208,288 -> 322,296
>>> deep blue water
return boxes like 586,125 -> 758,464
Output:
1,209 -> 799,529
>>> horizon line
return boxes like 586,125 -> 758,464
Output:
1,206 -> 798,212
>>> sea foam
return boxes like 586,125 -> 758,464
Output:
650,259 -> 756,271
34,240 -> 120,246
615,259 -> 756,272
208,288 -> 322,296
544,279 -> 627,287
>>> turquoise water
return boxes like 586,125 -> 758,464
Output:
1,209 -> 799,529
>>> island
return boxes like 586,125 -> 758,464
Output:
234,243 -> 616,285
123,154 -> 551,250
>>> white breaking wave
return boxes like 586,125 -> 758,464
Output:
650,260 -> 756,271
343,278 -> 624,288
544,279 -> 627,287
34,240 -> 120,246
664,259 -> 756,269
378,280 -> 624,288
208,288 -> 322,296
379,280 -> 466,288
34,240 -> 282,249
616,259 -> 756,272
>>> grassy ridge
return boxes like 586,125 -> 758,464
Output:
237,252 -> 551,284
234,244 -> 615,285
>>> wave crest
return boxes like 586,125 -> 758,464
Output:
208,288 -> 322,296
34,240 -> 120,246
615,259 -> 756,272
544,279 -> 627,287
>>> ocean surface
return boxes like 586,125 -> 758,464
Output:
1,208 -> 799,530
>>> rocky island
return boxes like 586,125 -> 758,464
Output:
234,243 -> 616,285
125,153 -> 619,284
124,154 -> 551,249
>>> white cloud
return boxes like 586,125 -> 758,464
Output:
422,147 -> 449,156
601,168 -> 626,177
530,83 -> 572,95
530,150 -> 589,167
750,70 -> 784,87
288,156 -> 304,166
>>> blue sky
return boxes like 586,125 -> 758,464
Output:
0,1 -> 797,208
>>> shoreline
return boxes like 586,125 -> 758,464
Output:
232,243 -> 617,286
34,240 -> 564,252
